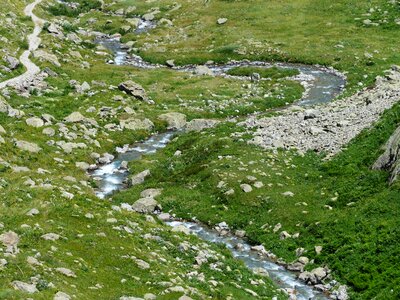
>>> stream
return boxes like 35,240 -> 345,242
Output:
90,25 -> 348,300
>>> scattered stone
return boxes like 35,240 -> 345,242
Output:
11,281 -> 38,294
54,291 -> 71,300
41,233 -> 60,241
15,140 -> 41,153
240,183 -> 252,193
280,231 -> 291,240
0,231 -> 19,254
282,191 -> 294,197
64,112 -> 85,123
217,18 -> 228,25
26,208 -> 39,216
56,267 -> 77,278
315,245 -> 323,255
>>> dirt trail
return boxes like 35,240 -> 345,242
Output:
0,0 -> 44,90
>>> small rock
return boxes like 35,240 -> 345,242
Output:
217,18 -> 228,25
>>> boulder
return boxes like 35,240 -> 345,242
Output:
240,184 -> 252,193
33,50 -> 61,67
56,267 -> 77,278
15,140 -> 42,153
132,197 -> 161,213
165,59 -> 175,67
373,125 -> 400,183
158,112 -> 187,129
47,23 -> 63,36
120,118 -> 154,131
26,117 -> 44,128
126,18 -> 141,28
11,281 -> 38,294
194,65 -> 214,76
54,291 -> 71,300
4,55 -> 19,70
43,127 -> 56,137
217,18 -> 228,25
0,231 -> 19,254
142,13 -> 155,21
185,119 -> 219,132
118,81 -> 149,102
131,169 -> 151,186
64,112 -> 85,123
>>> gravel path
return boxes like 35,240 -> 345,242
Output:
0,0 -> 44,90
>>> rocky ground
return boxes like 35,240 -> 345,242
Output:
244,66 -> 400,156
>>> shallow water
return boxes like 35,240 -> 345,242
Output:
91,32 -> 342,300
92,132 -> 174,199
167,221 -> 328,300
97,38 -> 345,106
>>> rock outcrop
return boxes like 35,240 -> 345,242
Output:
118,80 -> 152,103
373,125 -> 400,183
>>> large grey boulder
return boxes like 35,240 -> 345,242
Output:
0,231 -> 19,254
15,140 -> 42,153
4,55 -> 20,70
11,281 -> 38,294
373,125 -> 400,183
120,118 -> 154,131
33,50 -> 61,67
185,119 -> 220,132
118,81 -> 149,102
131,169 -> 151,186
194,65 -> 214,76
64,111 -> 85,123
26,117 -> 44,128
131,197 -> 161,213
158,112 -> 186,129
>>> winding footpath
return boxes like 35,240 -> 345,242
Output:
0,0 -> 44,90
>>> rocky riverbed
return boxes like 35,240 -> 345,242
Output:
243,66 -> 400,156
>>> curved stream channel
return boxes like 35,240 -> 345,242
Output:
91,34 -> 346,299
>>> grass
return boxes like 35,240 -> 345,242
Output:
1,0 -> 400,298
114,102 -> 400,299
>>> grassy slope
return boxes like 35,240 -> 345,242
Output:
0,0 -> 298,299
116,103 -> 400,300
0,0 -> 30,81
95,1 -> 400,298
112,0 -> 400,95
1,0 -> 400,299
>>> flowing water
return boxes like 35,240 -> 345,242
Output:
168,221 -> 328,300
92,132 -> 174,199
90,30 -> 347,300
97,38 -> 345,106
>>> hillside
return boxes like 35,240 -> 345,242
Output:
1,0 -> 400,299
